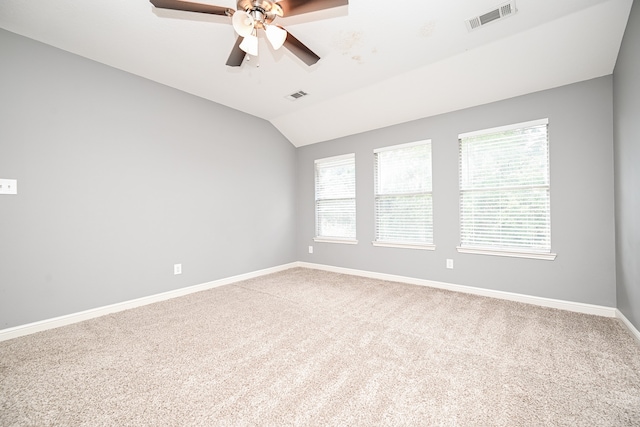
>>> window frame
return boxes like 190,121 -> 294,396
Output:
313,153 -> 358,245
373,140 -> 435,251
456,119 -> 556,260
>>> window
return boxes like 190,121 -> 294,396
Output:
374,141 -> 434,249
458,119 -> 555,259
314,154 -> 357,243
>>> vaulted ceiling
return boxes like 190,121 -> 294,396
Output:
0,0 -> 633,146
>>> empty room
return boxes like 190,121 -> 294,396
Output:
1,0 -> 639,425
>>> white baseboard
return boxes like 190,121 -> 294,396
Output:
296,262 -> 618,318
0,262 -> 298,342
616,309 -> 640,343
3,261 -> 636,344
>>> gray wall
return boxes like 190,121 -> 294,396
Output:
1,23 -> 628,330
0,29 -> 297,329
614,1 -> 640,331
297,76 -> 617,307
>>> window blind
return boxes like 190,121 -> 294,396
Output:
315,154 -> 356,240
374,141 -> 433,245
459,119 -> 550,253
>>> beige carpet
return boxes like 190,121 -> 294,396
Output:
1,268 -> 639,426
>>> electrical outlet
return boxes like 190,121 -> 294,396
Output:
446,259 -> 454,269
0,179 -> 17,195
174,264 -> 182,275
308,246 -> 314,254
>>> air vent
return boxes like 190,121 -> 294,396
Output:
285,90 -> 309,101
465,1 -> 517,32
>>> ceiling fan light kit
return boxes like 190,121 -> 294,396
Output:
265,24 -> 287,50
239,30 -> 259,56
231,10 -> 255,37
149,0 -> 349,67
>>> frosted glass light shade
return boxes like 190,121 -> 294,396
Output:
265,25 -> 287,50
239,34 -> 259,56
232,11 -> 254,37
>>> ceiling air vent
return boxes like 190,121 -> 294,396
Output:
465,1 -> 517,32
285,90 -> 309,101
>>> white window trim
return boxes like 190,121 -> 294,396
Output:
456,246 -> 557,260
373,140 -> 429,153
314,153 -> 355,165
373,241 -> 435,251
314,237 -> 359,245
458,118 -> 549,139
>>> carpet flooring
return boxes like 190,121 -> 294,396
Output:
1,267 -> 639,426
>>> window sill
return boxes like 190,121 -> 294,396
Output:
456,246 -> 557,260
314,237 -> 358,245
372,242 -> 436,251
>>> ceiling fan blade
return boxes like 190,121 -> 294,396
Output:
276,0 -> 348,17
283,32 -> 320,66
150,0 -> 231,16
226,37 -> 246,67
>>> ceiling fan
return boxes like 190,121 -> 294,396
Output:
149,0 -> 349,67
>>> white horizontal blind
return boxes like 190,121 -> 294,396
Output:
459,120 -> 550,252
374,141 -> 433,245
315,154 -> 356,240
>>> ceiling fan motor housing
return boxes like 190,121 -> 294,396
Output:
237,0 -> 283,27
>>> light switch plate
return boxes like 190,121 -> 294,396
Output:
0,179 -> 17,195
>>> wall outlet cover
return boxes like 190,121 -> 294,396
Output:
0,179 -> 17,195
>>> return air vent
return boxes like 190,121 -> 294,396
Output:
466,1 -> 517,31
285,90 -> 309,101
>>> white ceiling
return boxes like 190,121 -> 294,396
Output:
0,0 -> 633,146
